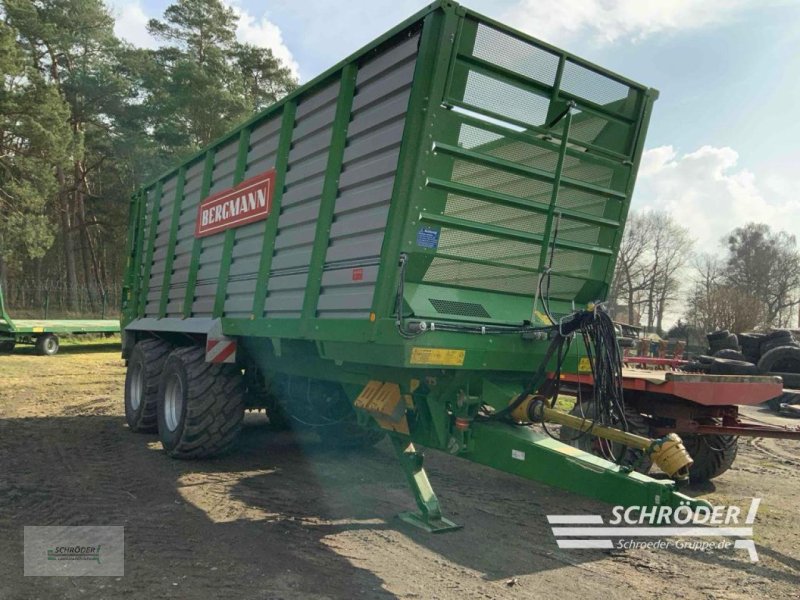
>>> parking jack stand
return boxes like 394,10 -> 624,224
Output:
391,436 -> 461,533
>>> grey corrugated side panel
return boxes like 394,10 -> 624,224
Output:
341,120 -> 405,165
281,177 -> 325,208
269,248 -> 314,272
274,222 -> 317,250
292,103 -> 339,141
352,62 -> 415,112
325,232 -> 386,263
329,204 -> 390,239
249,116 -> 282,144
267,271 -> 309,291
283,152 -> 330,187
338,148 -> 401,190
296,80 -> 341,116
335,178 -> 394,214
348,92 -> 411,137
321,264 -> 379,286
356,33 -> 419,85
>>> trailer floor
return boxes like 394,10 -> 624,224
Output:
1,348 -> 798,599
0,318 -> 119,334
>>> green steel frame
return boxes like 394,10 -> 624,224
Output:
121,1 -> 695,526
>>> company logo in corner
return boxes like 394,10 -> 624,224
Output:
548,499 -> 760,562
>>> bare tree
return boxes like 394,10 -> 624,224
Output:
645,212 -> 693,332
685,254 -> 764,340
609,210 -> 693,333
724,223 -> 800,327
609,212 -> 654,325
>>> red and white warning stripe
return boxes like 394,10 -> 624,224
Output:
205,337 -> 237,363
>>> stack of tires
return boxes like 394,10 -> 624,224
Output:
681,329 -> 800,413
680,330 -> 761,375
756,330 -> 800,412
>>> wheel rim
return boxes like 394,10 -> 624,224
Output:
130,362 -> 144,411
164,373 -> 184,432
45,338 -> 56,353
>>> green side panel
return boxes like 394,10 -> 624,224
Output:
370,7 -> 460,322
138,181 -> 163,318
213,129 -> 252,318
301,64 -> 358,323
158,167 -> 187,318
251,101 -> 297,317
183,151 -> 216,317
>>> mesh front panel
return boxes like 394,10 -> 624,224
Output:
411,13 -> 651,310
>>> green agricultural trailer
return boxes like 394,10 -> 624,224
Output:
122,0 -> 705,530
0,284 -> 119,355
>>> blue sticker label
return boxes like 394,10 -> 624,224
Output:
416,227 -> 440,249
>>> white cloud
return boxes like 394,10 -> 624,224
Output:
502,0 -> 756,45
106,0 -> 158,49
225,1 -> 299,77
104,0 -> 298,77
635,145 -> 800,254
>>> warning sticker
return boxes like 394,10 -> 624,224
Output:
416,227 -> 440,249
410,347 -> 466,366
578,357 -> 592,373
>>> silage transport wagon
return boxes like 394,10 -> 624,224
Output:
0,284 -> 119,355
122,0 -> 706,529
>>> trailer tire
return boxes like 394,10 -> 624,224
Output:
157,346 -> 244,458
0,340 -> 14,354
682,433 -> 738,483
559,400 -> 652,474
125,339 -> 172,432
35,334 -> 59,356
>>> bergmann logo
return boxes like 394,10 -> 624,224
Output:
548,498 -> 760,562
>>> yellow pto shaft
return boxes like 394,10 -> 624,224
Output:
513,397 -> 694,481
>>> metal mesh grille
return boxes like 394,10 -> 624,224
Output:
561,60 -> 635,116
429,298 -> 490,318
461,68 -> 550,128
473,24 -> 560,86
423,258 -> 586,298
414,14 -> 649,306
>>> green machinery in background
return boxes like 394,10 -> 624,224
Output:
0,284 -> 119,356
121,0 -> 704,531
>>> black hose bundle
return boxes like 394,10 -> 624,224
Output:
575,305 -> 629,449
490,305 -> 628,449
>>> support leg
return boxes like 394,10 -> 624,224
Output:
391,435 -> 461,533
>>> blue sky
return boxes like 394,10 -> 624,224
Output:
108,0 -> 800,255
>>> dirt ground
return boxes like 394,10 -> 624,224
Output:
1,344 -> 799,599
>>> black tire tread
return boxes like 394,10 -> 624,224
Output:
35,333 -> 59,356
163,346 -> 244,459
682,434 -> 738,482
758,345 -> 800,375
126,339 -> 172,432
